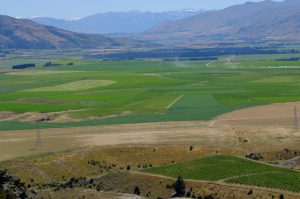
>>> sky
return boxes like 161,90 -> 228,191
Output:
1,0 -> 277,19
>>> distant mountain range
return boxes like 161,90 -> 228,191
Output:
0,15 -> 118,49
143,0 -> 300,44
31,10 -> 202,34
1,0 -> 300,50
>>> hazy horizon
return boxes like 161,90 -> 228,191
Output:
0,0 -> 281,19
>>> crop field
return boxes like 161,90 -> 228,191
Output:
143,155 -> 300,192
27,80 -> 117,92
1,57 -> 300,130
226,171 -> 300,192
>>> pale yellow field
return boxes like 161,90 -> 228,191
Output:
0,120 -> 299,162
26,79 -> 117,91
214,101 -> 300,128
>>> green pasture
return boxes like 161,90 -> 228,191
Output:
1,58 -> 300,130
143,155 -> 300,192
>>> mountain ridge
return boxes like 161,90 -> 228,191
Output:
143,0 -> 300,44
0,15 -> 118,49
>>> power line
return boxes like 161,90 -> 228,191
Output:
292,106 -> 299,133
35,121 -> 42,149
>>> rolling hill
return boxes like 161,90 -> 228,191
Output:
31,10 -> 202,34
144,0 -> 300,44
0,15 -> 118,49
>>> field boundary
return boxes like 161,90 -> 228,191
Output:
206,61 -> 216,66
167,95 -> 183,109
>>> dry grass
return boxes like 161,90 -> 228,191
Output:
1,120 -> 299,162
0,121 -> 225,162
214,101 -> 300,129
0,145 -> 217,184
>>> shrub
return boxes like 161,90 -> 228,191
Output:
186,191 -> 191,197
133,186 -> 141,195
96,183 -> 101,192
279,194 -> 284,199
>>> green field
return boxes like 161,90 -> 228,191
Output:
1,57 -> 300,130
226,171 -> 300,192
143,155 -> 300,192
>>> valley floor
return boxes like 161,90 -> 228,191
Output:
1,102 -> 300,198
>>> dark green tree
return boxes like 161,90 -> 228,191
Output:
172,176 -> 186,196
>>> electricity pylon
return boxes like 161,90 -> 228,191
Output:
35,121 -> 42,149
292,106 -> 299,133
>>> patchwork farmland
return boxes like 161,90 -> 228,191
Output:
2,58 -> 300,130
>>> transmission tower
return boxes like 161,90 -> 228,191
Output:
35,121 -> 42,149
292,106 -> 299,133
